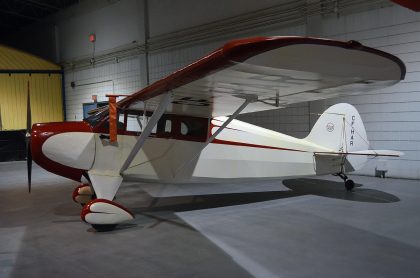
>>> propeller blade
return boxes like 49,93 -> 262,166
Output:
27,141 -> 32,193
26,81 -> 31,133
26,81 -> 32,193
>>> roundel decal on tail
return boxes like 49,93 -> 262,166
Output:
326,122 -> 334,132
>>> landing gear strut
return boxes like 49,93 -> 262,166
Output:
335,172 -> 355,191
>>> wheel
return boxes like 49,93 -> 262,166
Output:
91,224 -> 117,232
81,193 -> 97,207
80,193 -> 96,207
345,179 -> 355,191
73,184 -> 95,206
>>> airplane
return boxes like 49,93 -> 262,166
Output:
26,36 -> 405,231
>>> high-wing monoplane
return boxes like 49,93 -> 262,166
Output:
28,37 -> 405,231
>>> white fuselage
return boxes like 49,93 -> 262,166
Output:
122,118 -> 332,182
43,117 -> 336,183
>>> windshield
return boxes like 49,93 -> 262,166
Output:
83,108 -> 108,127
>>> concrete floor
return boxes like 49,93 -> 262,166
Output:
0,161 -> 420,278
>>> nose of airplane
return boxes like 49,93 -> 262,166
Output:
31,121 -> 94,182
42,131 -> 96,170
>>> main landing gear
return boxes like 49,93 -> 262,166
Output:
81,199 -> 134,232
335,172 -> 355,191
73,183 -> 133,232
72,183 -> 94,206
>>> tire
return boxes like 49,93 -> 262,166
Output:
91,224 -> 117,232
345,179 -> 355,191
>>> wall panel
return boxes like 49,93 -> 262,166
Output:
0,73 -> 63,130
64,57 -> 142,121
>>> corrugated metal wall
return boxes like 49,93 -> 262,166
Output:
0,43 -> 63,131
0,73 -> 63,130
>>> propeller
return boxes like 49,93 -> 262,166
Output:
25,81 -> 32,193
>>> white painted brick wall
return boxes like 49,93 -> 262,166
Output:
64,57 -> 142,121
316,5 -> 420,179
239,6 -> 420,179
62,4 -> 420,179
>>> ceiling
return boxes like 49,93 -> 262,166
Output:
0,0 -> 78,36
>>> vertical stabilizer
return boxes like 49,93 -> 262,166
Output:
305,103 -> 369,152
305,103 -> 370,171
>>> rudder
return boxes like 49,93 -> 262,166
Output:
305,103 -> 369,152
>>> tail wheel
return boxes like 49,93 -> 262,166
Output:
345,179 -> 355,191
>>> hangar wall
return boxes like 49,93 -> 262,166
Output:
64,58 -> 142,121
0,74 -> 63,130
240,5 -> 420,179
0,44 -> 63,131
315,6 -> 420,179
53,0 -> 419,179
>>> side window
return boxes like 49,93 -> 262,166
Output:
118,114 -> 125,129
181,122 -> 188,135
125,112 -> 157,134
156,115 -> 172,137
180,118 -> 207,137
126,114 -> 142,132
164,119 -> 172,133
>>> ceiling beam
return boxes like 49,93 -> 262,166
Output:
18,0 -> 61,11
0,8 -> 39,21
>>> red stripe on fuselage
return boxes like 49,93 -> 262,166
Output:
211,138 -> 308,152
208,119 -> 306,152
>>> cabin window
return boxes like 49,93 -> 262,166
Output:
180,118 -> 207,138
164,119 -> 172,133
115,110 -> 208,141
126,114 -> 142,132
92,111 -> 125,134
155,115 -> 208,141
125,111 -> 157,134
156,116 -> 172,137
180,122 -> 188,135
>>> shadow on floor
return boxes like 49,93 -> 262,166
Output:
20,177 -> 398,234
283,178 -> 400,203
128,178 -> 399,215
44,177 -> 400,233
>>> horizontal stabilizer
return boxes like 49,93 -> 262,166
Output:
314,150 -> 403,158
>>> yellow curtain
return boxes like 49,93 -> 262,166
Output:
0,73 -> 63,130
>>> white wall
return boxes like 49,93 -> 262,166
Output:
241,4 -> 420,179
54,0 -> 420,179
322,6 -> 420,179
56,0 -> 144,62
65,58 -> 142,121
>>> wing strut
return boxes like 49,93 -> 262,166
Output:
119,92 -> 172,174
174,95 -> 257,176
205,95 -> 257,147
